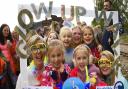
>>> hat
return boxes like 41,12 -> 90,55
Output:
62,77 -> 85,89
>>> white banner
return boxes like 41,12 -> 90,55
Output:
96,86 -> 113,89
22,86 -> 53,89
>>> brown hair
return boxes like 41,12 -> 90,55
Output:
82,26 -> 94,38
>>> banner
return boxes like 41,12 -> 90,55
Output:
23,86 -> 53,89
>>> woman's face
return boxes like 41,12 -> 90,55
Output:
98,56 -> 112,76
2,26 -> 10,38
75,50 -> 89,71
83,28 -> 93,45
48,47 -> 64,69
30,40 -> 46,69
72,28 -> 82,45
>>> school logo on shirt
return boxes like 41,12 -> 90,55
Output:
114,81 -> 124,89
96,81 -> 124,89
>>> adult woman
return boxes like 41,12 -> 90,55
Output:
98,50 -> 115,85
0,24 -> 17,75
16,34 -> 52,89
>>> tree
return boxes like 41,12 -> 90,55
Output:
96,0 -> 128,33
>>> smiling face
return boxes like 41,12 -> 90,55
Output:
98,56 -> 112,76
47,32 -> 58,44
2,26 -> 10,38
72,27 -> 82,45
83,27 -> 94,45
75,49 -> 89,71
48,47 -> 64,69
12,31 -> 19,41
60,30 -> 72,48
30,40 -> 46,69
104,1 -> 111,11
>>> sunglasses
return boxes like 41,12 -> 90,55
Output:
98,58 -> 112,68
30,43 -> 46,53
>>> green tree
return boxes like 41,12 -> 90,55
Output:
96,0 -> 128,33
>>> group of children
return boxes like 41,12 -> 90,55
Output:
15,21 -> 116,89
0,20 -> 116,89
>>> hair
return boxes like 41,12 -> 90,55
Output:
101,50 -> 114,62
50,21 -> 60,34
43,26 -> 51,36
59,26 -> 72,38
26,34 -> 45,48
82,26 -> 94,37
72,26 -> 82,32
25,30 -> 37,44
0,24 -> 13,45
73,44 -> 91,59
100,50 -> 115,85
47,39 -> 65,57
104,0 -> 112,6
46,31 -> 59,44
82,26 -> 98,47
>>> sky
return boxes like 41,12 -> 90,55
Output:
0,0 -> 95,32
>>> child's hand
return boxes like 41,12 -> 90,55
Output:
97,44 -> 102,52
59,64 -> 64,73
107,26 -> 116,32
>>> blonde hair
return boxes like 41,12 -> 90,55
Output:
26,34 -> 45,47
101,50 -> 114,62
73,44 -> 91,59
59,26 -> 72,38
47,39 -> 65,57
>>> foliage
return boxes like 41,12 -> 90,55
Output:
95,0 -> 128,32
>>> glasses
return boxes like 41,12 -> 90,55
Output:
30,43 -> 46,53
98,58 -> 112,68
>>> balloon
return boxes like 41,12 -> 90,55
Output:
62,77 -> 85,89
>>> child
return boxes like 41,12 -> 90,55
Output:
70,44 -> 99,82
59,27 -> 74,68
46,39 -> 71,89
46,31 -> 59,45
82,26 -> 101,62
72,26 -> 83,48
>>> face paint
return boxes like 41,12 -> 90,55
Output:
98,58 -> 112,68
30,43 -> 46,54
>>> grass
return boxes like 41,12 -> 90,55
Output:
120,34 -> 128,43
